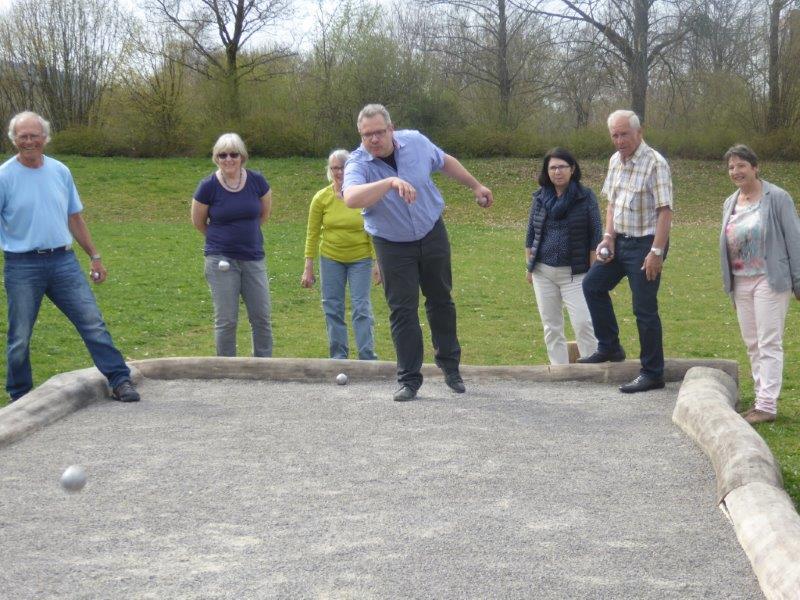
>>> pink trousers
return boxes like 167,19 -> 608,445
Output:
733,275 -> 791,414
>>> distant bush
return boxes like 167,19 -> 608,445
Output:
560,128 -> 612,158
647,128 -> 743,160
749,130 -> 800,161
49,115 -> 800,161
51,126 -> 128,157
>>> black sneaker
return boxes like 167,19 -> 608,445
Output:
393,386 -> 417,402
112,381 -> 140,402
445,372 -> 466,393
576,348 -> 626,364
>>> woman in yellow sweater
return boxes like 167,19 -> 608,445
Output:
301,149 -> 380,359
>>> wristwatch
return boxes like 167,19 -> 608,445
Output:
650,247 -> 663,257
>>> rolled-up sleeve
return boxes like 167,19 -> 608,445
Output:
343,156 -> 367,192
650,160 -> 673,210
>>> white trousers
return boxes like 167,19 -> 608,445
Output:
531,263 -> 598,365
733,275 -> 791,414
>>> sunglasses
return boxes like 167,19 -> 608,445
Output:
217,152 -> 240,159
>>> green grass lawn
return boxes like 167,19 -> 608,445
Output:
1,156 -> 798,506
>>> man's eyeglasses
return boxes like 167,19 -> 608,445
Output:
218,152 -> 240,159
360,129 -> 388,141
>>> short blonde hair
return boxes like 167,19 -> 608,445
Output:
8,111 -> 52,143
326,148 -> 350,182
212,133 -> 248,165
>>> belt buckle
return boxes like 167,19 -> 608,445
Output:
35,248 -> 52,254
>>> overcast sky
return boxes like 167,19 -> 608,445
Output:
0,0 -> 324,50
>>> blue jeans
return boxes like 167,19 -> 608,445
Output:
320,256 -> 377,360
4,250 -> 131,401
204,255 -> 273,357
581,235 -> 666,379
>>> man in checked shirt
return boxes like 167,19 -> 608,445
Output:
578,110 -> 674,393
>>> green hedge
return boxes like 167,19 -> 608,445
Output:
49,122 -> 800,161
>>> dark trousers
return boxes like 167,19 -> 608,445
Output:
372,219 -> 460,390
581,235 -> 666,379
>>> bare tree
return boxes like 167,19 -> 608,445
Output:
147,0 -> 295,120
766,3 -> 800,129
416,0 -> 552,128
554,27 -> 614,127
122,21 -> 195,154
528,0 -> 695,123
0,0 -> 132,130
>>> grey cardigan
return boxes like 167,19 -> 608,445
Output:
720,180 -> 800,297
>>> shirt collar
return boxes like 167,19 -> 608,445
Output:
362,133 -> 404,162
620,140 -> 649,165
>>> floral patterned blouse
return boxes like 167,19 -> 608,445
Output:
725,201 -> 766,276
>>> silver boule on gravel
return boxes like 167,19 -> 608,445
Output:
336,373 -> 348,385
60,465 -> 87,493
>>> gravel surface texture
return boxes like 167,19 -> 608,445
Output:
0,377 -> 762,599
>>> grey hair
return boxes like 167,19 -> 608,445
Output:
326,148 -> 350,182
724,144 -> 758,168
357,104 -> 393,128
607,110 -> 641,131
8,111 -> 52,143
212,133 -> 248,165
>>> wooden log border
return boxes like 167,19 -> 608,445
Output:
673,366 -> 800,600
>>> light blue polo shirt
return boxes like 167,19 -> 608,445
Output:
343,129 -> 446,242
0,155 -> 82,252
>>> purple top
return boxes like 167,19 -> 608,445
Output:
343,129 -> 446,242
194,170 -> 270,260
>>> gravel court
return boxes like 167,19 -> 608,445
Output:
0,377 -> 762,599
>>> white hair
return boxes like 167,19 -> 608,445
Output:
607,110 -> 641,130
326,148 -> 350,182
8,111 -> 52,143
212,132 -> 248,165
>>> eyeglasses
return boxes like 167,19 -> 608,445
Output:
15,133 -> 44,142
360,129 -> 388,141
329,166 -> 344,172
548,164 -> 572,172
217,152 -> 240,159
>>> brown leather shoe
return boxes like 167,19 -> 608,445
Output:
744,409 -> 776,425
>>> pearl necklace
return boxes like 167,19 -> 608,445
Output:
219,168 -> 244,192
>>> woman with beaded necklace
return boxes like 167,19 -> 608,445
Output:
720,144 -> 800,425
191,133 -> 273,357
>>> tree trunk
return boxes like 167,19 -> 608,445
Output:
630,0 -> 650,123
497,0 -> 511,128
226,45 -> 240,123
766,0 -> 784,130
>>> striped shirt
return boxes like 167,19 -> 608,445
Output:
602,141 -> 673,237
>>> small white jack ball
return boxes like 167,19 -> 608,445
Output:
60,465 -> 87,493
336,373 -> 348,385
598,247 -> 611,260
477,196 -> 489,207
90,271 -> 101,281
218,260 -> 230,271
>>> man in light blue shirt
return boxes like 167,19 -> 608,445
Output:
0,111 -> 139,403
344,104 -> 493,401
